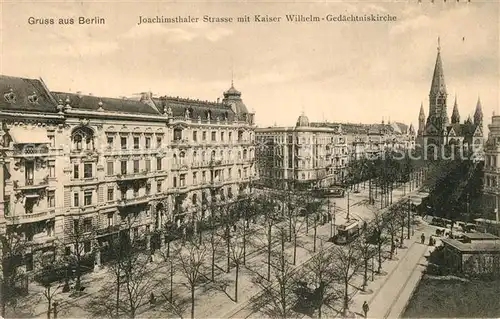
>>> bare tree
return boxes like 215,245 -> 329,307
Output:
0,228 -> 30,317
331,240 -> 363,316
355,232 -> 376,293
229,230 -> 246,302
368,209 -> 388,274
385,210 -> 400,260
301,241 -> 338,318
60,217 -> 97,292
34,257 -> 65,319
176,238 -> 208,319
252,250 -> 298,318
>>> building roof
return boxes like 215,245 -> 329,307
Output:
463,233 -> 500,241
155,96 -> 235,122
52,92 -> 161,115
0,75 -> 58,113
442,238 -> 500,253
296,114 -> 310,127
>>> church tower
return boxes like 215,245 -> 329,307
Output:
451,95 -> 460,124
418,102 -> 425,136
426,37 -> 449,134
474,96 -> 483,126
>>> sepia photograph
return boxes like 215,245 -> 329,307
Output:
0,0 -> 499,318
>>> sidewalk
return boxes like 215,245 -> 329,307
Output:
348,232 -> 430,319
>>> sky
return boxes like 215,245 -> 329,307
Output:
0,0 -> 498,130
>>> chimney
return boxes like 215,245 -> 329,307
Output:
89,93 -> 93,96
217,98 -> 220,103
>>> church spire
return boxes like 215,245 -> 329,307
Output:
418,102 -> 426,136
451,94 -> 460,124
430,36 -> 447,97
419,102 -> 425,119
474,96 -> 483,125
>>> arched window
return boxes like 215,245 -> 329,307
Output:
193,151 -> 197,162
238,151 -> 242,159
238,169 -> 242,179
220,150 -> 224,159
179,151 -> 185,165
202,151 -> 206,162
71,126 -> 94,152
173,154 -> 178,165
211,150 -> 216,160
192,193 -> 198,205
228,150 -> 232,160
74,134 -> 83,151
243,149 -> 248,159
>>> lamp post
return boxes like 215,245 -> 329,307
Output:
407,197 -> 411,239
347,190 -> 350,221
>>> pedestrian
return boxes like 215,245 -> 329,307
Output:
362,301 -> 369,318
421,233 -> 425,244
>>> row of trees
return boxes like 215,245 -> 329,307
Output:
343,151 -> 425,207
253,199 -> 416,319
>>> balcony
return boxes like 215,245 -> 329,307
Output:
5,208 -> 56,224
209,159 -> 223,166
117,195 -> 150,208
210,179 -> 224,188
97,225 -> 122,236
13,177 -> 49,192
116,171 -> 149,184
13,146 -> 50,157
171,162 -> 190,171
171,139 -> 191,147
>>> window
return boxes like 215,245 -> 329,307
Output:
146,183 -> 151,195
107,214 -> 114,227
49,163 -> 55,178
193,172 -> 197,184
121,160 -> 127,175
74,134 -> 83,151
107,136 -> 114,148
157,157 -> 162,171
193,131 -> 197,142
4,200 -> 9,216
133,160 -> 140,173
107,161 -> 114,176
133,187 -> 139,198
73,193 -> 79,207
157,136 -> 162,148
211,131 -> 216,141
228,168 -> 232,179
202,171 -> 206,182
173,128 -> 182,141
221,132 -> 225,141
84,191 -> 92,206
107,187 -> 114,201
157,180 -> 162,193
73,164 -> 79,179
145,137 -> 151,149
48,191 -> 55,208
133,136 -> 140,149
192,194 -> 197,205
121,136 -> 127,149
229,132 -> 232,141
202,131 -> 207,141
145,159 -> 151,172
84,241 -> 91,253
84,163 -> 93,178
180,174 -> 186,187
173,177 -> 177,188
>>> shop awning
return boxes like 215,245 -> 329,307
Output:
8,126 -> 50,144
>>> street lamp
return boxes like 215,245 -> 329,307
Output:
346,190 -> 350,221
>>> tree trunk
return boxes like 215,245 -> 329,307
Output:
293,232 -> 297,265
267,223 -> 272,281
313,222 -> 317,253
235,263 -> 239,302
377,242 -> 382,273
343,280 -> 349,315
170,260 -> 174,302
190,286 -> 195,319
243,225 -> 247,265
116,274 -> 120,317
226,226 -> 230,273
363,258 -> 368,290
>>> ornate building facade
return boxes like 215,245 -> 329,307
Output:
416,41 -> 484,159
0,75 -> 255,269
255,113 -> 349,190
483,115 -> 500,222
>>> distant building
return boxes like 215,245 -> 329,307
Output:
441,233 -> 500,275
255,113 -> 348,190
483,115 -> 500,222
416,39 -> 484,159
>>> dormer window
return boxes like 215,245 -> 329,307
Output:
4,90 -> 16,103
28,93 -> 39,104
71,126 -> 95,152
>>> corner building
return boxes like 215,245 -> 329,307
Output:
0,75 -> 256,269
255,113 -> 349,190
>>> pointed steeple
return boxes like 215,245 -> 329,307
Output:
430,37 -> 447,96
418,102 -> 426,136
409,123 -> 415,135
474,96 -> 483,125
419,102 -> 425,119
451,94 -> 460,124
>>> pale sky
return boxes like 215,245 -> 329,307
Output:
1,0 -> 498,130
